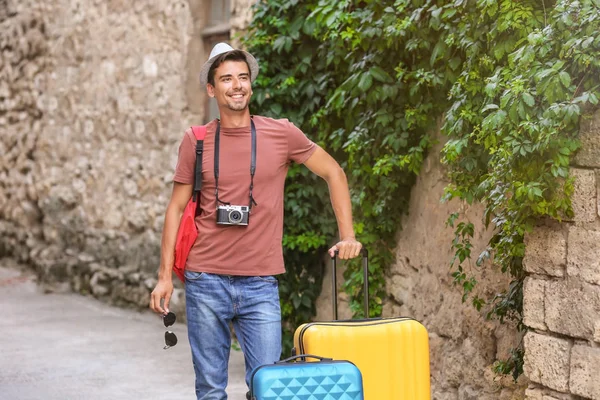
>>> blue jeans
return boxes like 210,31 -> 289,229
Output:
184,271 -> 282,400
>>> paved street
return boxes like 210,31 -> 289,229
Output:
0,263 -> 247,400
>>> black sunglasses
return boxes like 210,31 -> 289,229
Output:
163,312 -> 178,350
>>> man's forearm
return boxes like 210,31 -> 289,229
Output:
327,167 -> 355,240
158,205 -> 183,281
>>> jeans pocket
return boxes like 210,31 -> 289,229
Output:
256,275 -> 278,284
184,270 -> 205,282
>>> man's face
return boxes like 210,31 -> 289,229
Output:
207,60 -> 252,112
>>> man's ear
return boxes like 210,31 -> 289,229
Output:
207,84 -> 215,98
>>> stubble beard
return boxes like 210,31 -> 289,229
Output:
226,101 -> 249,112
225,90 -> 250,112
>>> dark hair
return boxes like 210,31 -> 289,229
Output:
207,50 -> 251,86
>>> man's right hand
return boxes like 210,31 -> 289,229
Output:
150,278 -> 174,315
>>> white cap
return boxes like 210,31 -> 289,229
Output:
199,42 -> 259,88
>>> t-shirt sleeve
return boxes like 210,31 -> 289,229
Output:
287,121 -> 317,164
173,129 -> 196,184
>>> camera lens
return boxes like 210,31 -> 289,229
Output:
229,210 -> 242,223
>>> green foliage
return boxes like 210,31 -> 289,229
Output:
493,346 -> 525,382
441,0 -> 600,379
243,0 -> 600,375
245,0 -> 436,354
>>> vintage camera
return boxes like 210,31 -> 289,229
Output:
216,205 -> 250,226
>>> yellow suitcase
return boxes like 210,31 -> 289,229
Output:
292,250 -> 431,400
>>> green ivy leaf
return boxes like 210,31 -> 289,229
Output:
559,71 -> 571,88
522,92 -> 535,107
369,66 -> 392,83
358,73 -> 373,91
482,103 -> 499,113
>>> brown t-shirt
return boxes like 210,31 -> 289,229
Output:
173,116 -> 317,276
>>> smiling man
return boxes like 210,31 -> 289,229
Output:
150,43 -> 362,400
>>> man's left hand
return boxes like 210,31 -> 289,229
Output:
328,237 -> 362,260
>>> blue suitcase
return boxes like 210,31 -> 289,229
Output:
250,354 -> 364,400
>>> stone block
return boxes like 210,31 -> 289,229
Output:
525,388 -> 543,400
523,277 -> 546,330
545,279 -> 600,341
574,110 -> 600,168
524,332 -> 571,392
523,226 -> 566,277
570,168 -> 597,222
525,388 -> 571,400
570,345 -> 600,399
567,226 -> 600,285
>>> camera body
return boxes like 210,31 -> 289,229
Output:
216,204 -> 250,226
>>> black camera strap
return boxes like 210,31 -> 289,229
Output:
190,125 -> 207,216
214,118 -> 258,210
193,139 -> 204,203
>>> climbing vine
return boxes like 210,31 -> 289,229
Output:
441,0 -> 599,377
243,0 -> 600,374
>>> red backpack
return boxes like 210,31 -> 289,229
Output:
173,125 -> 206,282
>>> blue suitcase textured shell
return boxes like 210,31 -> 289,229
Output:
251,361 -> 364,400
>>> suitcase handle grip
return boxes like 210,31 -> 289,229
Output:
332,248 -> 368,258
331,248 -> 369,320
276,354 -> 333,364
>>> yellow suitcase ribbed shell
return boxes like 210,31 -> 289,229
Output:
293,317 -> 430,400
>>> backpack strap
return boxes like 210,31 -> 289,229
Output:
190,126 -> 207,204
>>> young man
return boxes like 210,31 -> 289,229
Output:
149,43 -> 362,400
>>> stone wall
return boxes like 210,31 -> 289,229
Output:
523,110 -> 600,400
0,0 -> 260,313
0,0 -> 196,314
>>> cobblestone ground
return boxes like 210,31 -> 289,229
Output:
0,263 -> 247,400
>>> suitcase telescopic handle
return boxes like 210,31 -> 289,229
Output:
331,248 -> 369,320
276,354 -> 333,363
